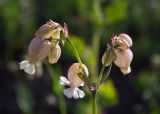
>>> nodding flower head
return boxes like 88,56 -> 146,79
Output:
59,63 -> 89,99
19,37 -> 51,75
35,19 -> 63,39
113,33 -> 132,50
102,33 -> 133,75
114,48 -> 133,74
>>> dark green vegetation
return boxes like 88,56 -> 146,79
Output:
0,0 -> 160,114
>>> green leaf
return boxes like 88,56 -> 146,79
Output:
98,79 -> 118,106
104,0 -> 127,24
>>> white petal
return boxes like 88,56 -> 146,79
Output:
73,89 -> 79,99
76,88 -> 85,98
120,66 -> 131,75
82,64 -> 89,76
80,82 -> 84,86
24,64 -> 35,75
19,60 -> 29,69
59,76 -> 70,85
63,88 -> 74,98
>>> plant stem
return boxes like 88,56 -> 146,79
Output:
59,93 -> 67,114
97,48 -> 112,85
97,64 -> 106,85
100,64 -> 112,84
92,92 -> 97,114
67,38 -> 83,66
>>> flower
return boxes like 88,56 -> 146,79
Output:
59,63 -> 89,99
102,33 -> 133,75
20,37 -> 51,74
114,49 -> 133,74
48,43 -> 61,64
20,20 -> 66,75
113,33 -> 132,50
35,19 -> 63,39
102,49 -> 116,67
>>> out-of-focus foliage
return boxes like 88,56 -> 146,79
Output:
98,80 -> 118,106
0,0 -> 160,114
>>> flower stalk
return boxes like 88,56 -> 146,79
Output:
98,47 -> 113,85
92,92 -> 97,114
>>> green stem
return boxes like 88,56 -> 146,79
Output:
97,48 -> 112,85
97,64 -> 106,85
92,92 -> 97,114
67,38 -> 83,66
100,64 -> 112,84
59,93 -> 67,114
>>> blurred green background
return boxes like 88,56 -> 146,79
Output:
0,0 -> 160,114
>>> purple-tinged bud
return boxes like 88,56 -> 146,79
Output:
28,37 -> 51,63
116,33 -> 132,50
114,49 -> 133,74
48,43 -> 61,64
63,23 -> 68,38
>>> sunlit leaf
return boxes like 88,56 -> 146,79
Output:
104,0 -> 127,24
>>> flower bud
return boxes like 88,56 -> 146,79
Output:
28,37 -> 51,63
102,50 -> 116,66
68,63 -> 89,87
35,20 -> 63,39
114,49 -> 133,74
63,23 -> 68,38
116,33 -> 132,50
48,43 -> 61,64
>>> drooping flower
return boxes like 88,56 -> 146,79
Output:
35,19 -> 63,39
59,63 -> 89,99
102,33 -> 133,75
114,49 -> 133,74
20,20 -> 67,75
20,37 -> 51,74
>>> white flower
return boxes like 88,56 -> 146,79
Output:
19,37 -> 51,75
19,60 -> 35,74
59,63 -> 89,99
